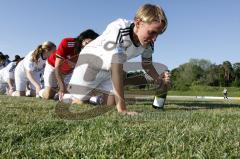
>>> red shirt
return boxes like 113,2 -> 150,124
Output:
48,38 -> 79,74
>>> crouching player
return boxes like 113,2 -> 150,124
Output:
63,4 -> 171,115
14,41 -> 56,97
39,29 -> 99,100
0,56 -> 23,95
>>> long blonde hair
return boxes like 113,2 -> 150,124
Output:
134,4 -> 168,34
31,41 -> 56,63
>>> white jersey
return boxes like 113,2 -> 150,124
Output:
0,62 -> 17,83
67,19 -> 154,100
14,50 -> 46,91
0,60 -> 11,70
21,50 -> 46,72
79,18 -> 154,70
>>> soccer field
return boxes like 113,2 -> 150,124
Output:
0,95 -> 240,158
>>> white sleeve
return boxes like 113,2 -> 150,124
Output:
23,50 -> 35,71
23,58 -> 35,71
101,19 -> 128,55
7,63 -> 16,79
2,63 -> 16,80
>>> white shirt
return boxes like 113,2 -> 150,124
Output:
79,18 -> 153,70
18,50 -> 46,73
0,60 -> 11,70
0,62 -> 17,83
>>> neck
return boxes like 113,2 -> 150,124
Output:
132,26 -> 141,46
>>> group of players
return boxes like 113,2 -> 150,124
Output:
0,4 -> 171,115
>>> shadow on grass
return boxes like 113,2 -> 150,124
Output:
55,102 -> 115,120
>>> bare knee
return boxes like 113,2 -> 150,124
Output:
42,87 -> 56,99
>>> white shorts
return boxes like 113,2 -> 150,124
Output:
64,64 -> 113,101
43,62 -> 72,88
15,62 -> 42,91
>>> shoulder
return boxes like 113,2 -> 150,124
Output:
107,18 -> 132,30
6,62 -> 15,68
61,37 -> 75,42
102,18 -> 133,43
22,50 -> 34,65
59,38 -> 75,47
24,50 -> 34,60
7,62 -> 17,72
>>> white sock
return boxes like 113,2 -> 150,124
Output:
11,91 -> 17,96
89,95 -> 103,105
26,90 -> 31,96
153,96 -> 165,107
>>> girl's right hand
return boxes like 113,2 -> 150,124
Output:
58,91 -> 65,101
36,85 -> 41,96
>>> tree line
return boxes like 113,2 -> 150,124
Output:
171,59 -> 240,90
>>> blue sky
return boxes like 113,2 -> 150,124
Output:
0,0 -> 239,70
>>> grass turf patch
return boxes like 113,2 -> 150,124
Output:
0,95 -> 240,158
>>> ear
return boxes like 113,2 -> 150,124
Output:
134,18 -> 141,29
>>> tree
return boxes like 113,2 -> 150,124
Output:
206,64 -> 220,86
171,62 -> 203,90
222,61 -> 234,86
232,63 -> 240,86
189,58 -> 212,71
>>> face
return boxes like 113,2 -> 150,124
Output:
82,38 -> 93,48
134,20 -> 165,48
43,47 -> 56,59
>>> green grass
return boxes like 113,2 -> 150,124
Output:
169,86 -> 240,97
126,86 -> 240,97
1,95 -> 240,158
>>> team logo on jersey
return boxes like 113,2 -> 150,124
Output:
67,42 -> 75,48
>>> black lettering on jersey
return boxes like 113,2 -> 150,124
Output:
116,28 -> 131,44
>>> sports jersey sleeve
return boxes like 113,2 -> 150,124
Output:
3,63 -> 16,80
23,52 -> 35,72
56,39 -> 68,59
7,63 -> 16,79
24,61 -> 35,71
102,19 -> 128,55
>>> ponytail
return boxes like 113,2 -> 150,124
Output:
31,45 -> 43,63
31,41 -> 56,64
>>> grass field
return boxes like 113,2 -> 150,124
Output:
126,86 -> 240,97
1,95 -> 240,158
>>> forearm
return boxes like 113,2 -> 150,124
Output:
7,79 -> 15,90
111,63 -> 127,112
54,68 -> 65,92
54,57 -> 66,92
143,63 -> 160,81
